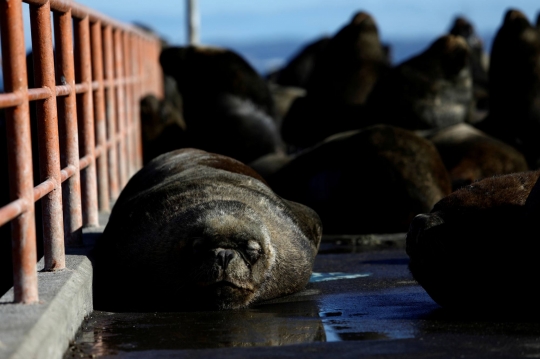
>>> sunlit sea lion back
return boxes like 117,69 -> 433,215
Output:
93,148 -> 322,311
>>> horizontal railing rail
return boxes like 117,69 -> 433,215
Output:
0,0 -> 163,304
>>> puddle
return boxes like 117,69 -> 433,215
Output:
310,272 -> 371,282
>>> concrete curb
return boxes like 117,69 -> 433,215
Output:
0,218 -> 106,359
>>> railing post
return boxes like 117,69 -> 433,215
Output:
90,21 -> 110,212
0,0 -> 38,303
74,15 -> 99,227
54,9 -> 83,246
123,31 -> 135,177
103,25 -> 119,200
30,1 -> 65,270
113,29 -> 128,188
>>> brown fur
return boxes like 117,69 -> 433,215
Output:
425,123 -> 529,190
93,149 -> 321,311
367,35 -> 474,130
268,125 -> 452,234
477,10 -> 540,169
280,11 -> 389,149
407,170 -> 540,313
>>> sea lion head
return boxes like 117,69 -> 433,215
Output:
167,200 -> 278,310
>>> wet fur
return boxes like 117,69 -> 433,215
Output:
93,149 -> 322,311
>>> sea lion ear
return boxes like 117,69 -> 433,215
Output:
525,174 -> 540,218
284,200 -> 323,256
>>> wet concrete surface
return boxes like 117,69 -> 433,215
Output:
64,235 -> 540,358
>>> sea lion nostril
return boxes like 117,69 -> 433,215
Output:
217,249 -> 236,270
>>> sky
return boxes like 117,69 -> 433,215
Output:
13,1 -> 540,74
71,0 -> 540,73
73,0 -> 539,44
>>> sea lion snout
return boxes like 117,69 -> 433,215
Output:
216,249 -> 236,270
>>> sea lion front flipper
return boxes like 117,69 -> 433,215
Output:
283,200 -> 323,256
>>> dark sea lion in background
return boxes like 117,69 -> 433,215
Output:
477,10 -> 540,169
407,170 -> 540,314
140,78 -> 187,164
280,11 -> 389,149
449,16 -> 489,122
424,123 -> 528,190
159,46 -> 284,164
268,83 -> 306,129
266,36 -> 330,89
366,34 -> 474,131
92,148 -> 322,311
267,125 -> 451,234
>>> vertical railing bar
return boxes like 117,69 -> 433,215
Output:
102,25 -> 119,200
132,35 -> 143,170
74,15 -> 99,227
0,0 -> 39,303
113,29 -> 127,188
29,1 -> 65,270
90,21 -> 110,211
122,31 -> 134,177
155,41 -> 164,99
54,8 -> 83,246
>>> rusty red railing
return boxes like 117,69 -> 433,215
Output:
0,0 -> 163,304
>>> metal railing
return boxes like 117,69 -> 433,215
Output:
0,0 -> 163,304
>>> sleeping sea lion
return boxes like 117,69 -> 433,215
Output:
92,148 -> 322,311
407,170 -> 540,314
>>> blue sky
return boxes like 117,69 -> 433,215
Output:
14,1 -> 540,74
74,0 -> 539,44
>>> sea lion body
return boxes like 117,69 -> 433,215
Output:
407,170 -> 540,313
478,10 -> 540,169
425,123 -> 528,190
159,46 -> 284,163
367,35 -> 474,131
267,124 -> 452,234
93,149 -> 322,311
281,11 -> 388,149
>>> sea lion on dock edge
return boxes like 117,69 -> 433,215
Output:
92,148 -> 322,311
407,170 -> 540,314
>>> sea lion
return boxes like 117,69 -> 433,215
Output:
267,125 -> 452,234
366,34 -> 474,131
477,10 -> 540,169
266,36 -> 330,89
407,170 -> 540,314
139,77 -> 187,164
92,148 -> 322,311
280,11 -> 388,149
449,16 -> 489,122
424,123 -> 528,190
159,46 -> 284,164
